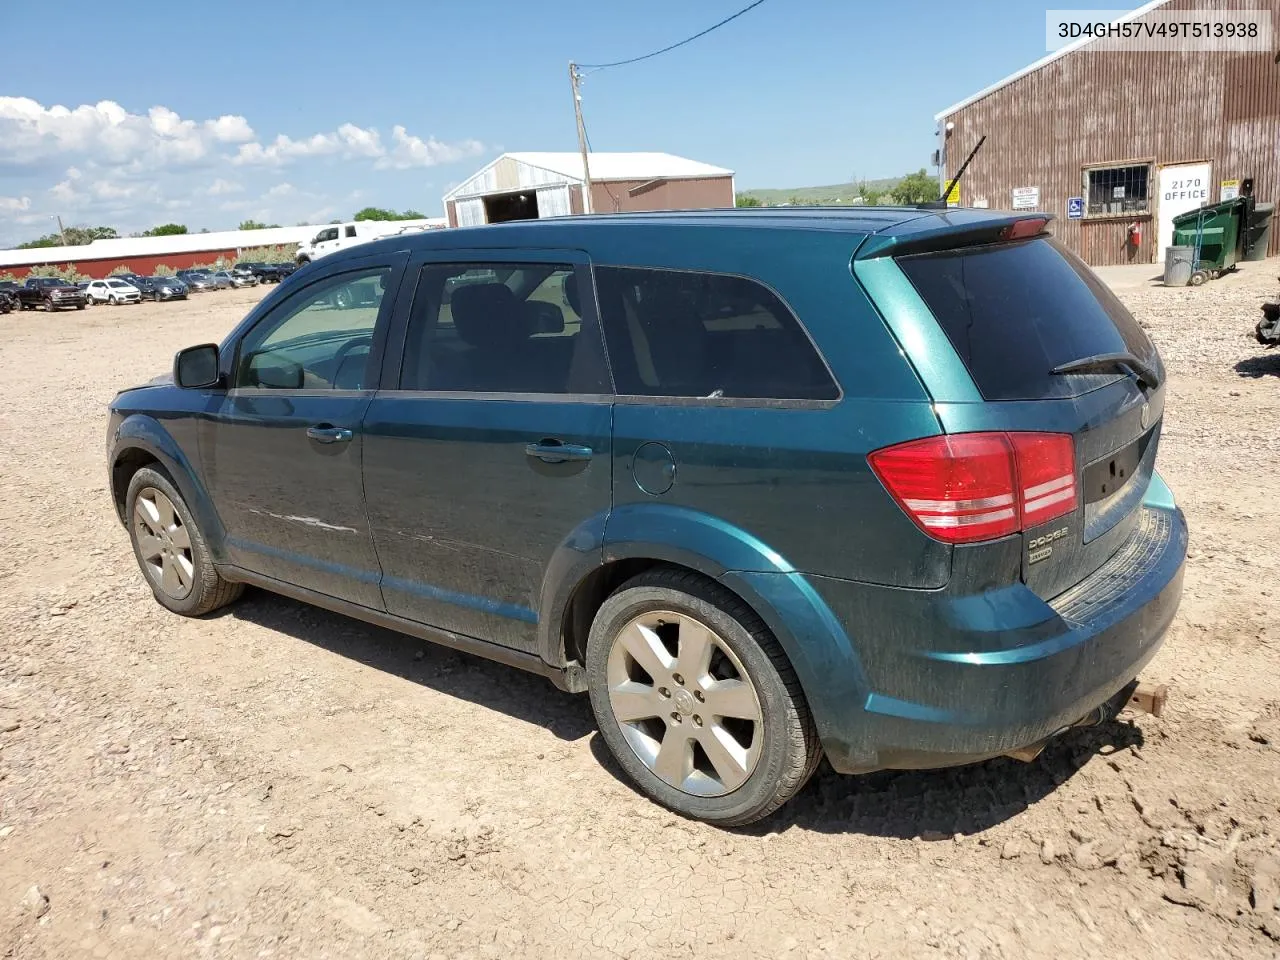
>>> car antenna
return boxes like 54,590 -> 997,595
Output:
930,134 -> 987,207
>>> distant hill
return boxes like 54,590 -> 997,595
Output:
736,176 -> 903,206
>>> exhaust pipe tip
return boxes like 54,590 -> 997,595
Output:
1002,679 -> 1170,763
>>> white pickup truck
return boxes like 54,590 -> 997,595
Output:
294,219 -> 445,265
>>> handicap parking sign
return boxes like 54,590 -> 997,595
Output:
1067,197 -> 1085,220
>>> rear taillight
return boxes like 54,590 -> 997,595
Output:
869,432 -> 1077,544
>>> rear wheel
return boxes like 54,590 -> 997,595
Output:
1189,270 -> 1209,286
585,568 -> 820,826
126,467 -> 243,616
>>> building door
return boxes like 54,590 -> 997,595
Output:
536,185 -> 572,218
1157,162 -> 1212,259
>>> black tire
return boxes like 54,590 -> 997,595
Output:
43,298 -> 54,312
585,568 -> 820,826
125,466 -> 243,617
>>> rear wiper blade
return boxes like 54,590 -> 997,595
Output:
1050,352 -> 1161,389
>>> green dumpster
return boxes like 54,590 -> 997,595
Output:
1171,197 -> 1248,283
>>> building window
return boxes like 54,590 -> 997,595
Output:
1084,164 -> 1151,216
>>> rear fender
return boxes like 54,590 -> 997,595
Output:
538,503 -> 870,748
111,415 -> 227,561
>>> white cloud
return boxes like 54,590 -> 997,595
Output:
0,98 -> 481,246
208,115 -> 254,143
0,97 -> 255,172
376,126 -> 485,170
234,122 -> 484,170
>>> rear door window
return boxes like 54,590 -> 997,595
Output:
896,237 -> 1159,400
594,266 -> 838,400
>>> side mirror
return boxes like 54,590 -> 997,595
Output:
526,300 -> 565,335
174,343 -> 221,389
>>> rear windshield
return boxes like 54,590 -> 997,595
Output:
897,237 -> 1158,400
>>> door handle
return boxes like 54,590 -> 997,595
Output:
306,424 -> 354,444
525,440 -> 593,464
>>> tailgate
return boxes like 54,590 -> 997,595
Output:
883,229 -> 1166,599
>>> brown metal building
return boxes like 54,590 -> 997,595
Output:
442,152 -> 734,228
935,0 -> 1280,265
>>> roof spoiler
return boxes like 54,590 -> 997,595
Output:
855,214 -> 1055,260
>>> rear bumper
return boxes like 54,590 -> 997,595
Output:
803,501 -> 1187,774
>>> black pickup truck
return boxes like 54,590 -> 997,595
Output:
14,276 -> 86,311
239,262 -> 295,283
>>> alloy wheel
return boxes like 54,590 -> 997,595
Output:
606,610 -> 763,797
133,487 -> 195,599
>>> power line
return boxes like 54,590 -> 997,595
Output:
578,0 -> 768,72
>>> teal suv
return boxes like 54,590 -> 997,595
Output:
106,208 -> 1187,825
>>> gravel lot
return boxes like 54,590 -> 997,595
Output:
2,271 -> 1279,960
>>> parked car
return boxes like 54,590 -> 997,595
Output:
274,261 -> 297,280
208,270 -> 240,289
142,276 -> 189,301
106,209 -> 1187,826
176,270 -> 216,292
0,281 -> 21,313
227,266 -> 259,287
15,276 -> 86,311
123,276 -> 159,298
85,278 -> 143,305
75,281 -> 94,305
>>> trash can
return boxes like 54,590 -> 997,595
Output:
1163,245 -> 1195,286
1244,201 -> 1274,261
1172,197 -> 1248,278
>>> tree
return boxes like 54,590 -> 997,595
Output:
353,206 -> 427,221
238,219 -> 280,230
17,225 -> 117,248
735,195 -> 762,207
142,223 -> 188,236
855,180 -> 885,205
890,169 -> 939,205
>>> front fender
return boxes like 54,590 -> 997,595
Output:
110,415 -> 227,561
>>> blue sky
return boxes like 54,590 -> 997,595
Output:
1,0 -> 1082,245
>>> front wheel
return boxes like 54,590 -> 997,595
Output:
585,568 -> 820,826
109,295 -> 118,305
43,299 -> 55,312
126,466 -> 243,616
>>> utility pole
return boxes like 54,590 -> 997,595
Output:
55,215 -> 68,246
568,62 -> 594,215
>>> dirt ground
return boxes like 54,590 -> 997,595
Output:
1,271 -> 1279,960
